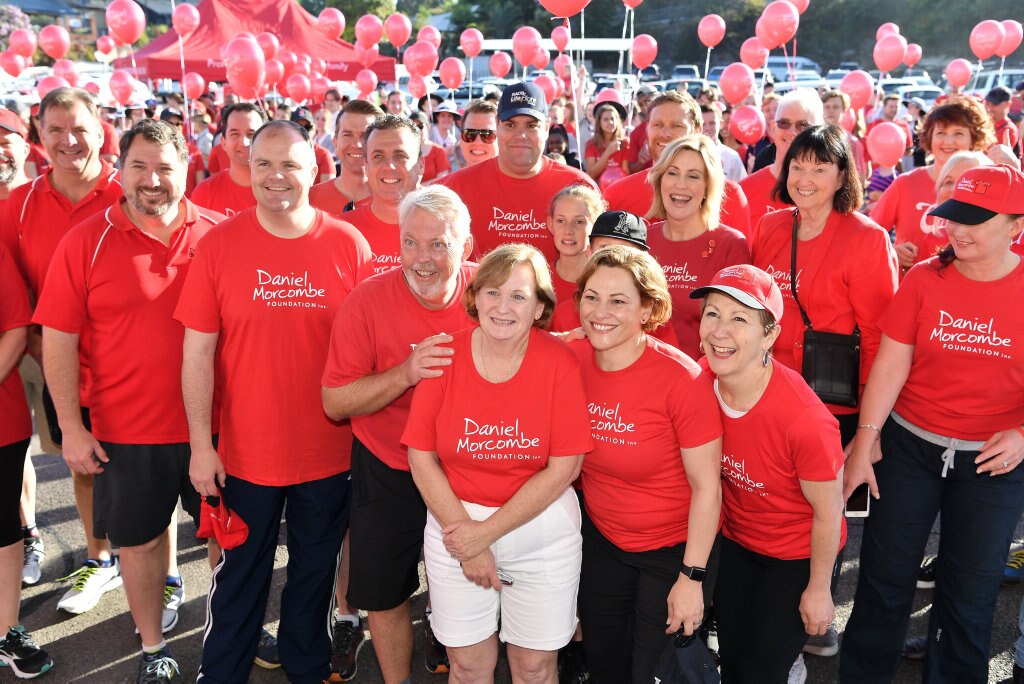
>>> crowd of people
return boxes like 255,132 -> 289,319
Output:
0,64 -> 1022,684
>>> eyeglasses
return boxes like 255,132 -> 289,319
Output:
774,119 -> 812,132
461,129 -> 496,144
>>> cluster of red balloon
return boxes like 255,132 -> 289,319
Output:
101,0 -> 146,105
872,23 -> 910,75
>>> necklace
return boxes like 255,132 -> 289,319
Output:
476,331 -> 528,383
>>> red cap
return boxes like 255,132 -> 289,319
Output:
196,496 -> 249,550
689,264 -> 784,323
0,108 -> 27,138
928,164 -> 1024,225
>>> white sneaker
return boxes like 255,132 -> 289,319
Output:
21,537 -> 44,586
136,582 -> 185,634
56,559 -> 123,615
788,653 -> 808,684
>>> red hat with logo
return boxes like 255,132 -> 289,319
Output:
689,263 -> 784,322
196,495 -> 249,549
0,108 -> 27,138
928,164 -> 1024,225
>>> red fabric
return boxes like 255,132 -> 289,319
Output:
196,496 -> 248,549
883,258 -> 1024,440
402,326 -> 593,506
646,223 -> 751,359
186,148 -> 205,198
573,337 -> 722,552
314,144 -> 335,181
994,118 -> 1019,150
322,265 -> 477,471
190,170 -> 256,217
173,208 -> 373,485
438,157 -> 596,263
584,138 -> 631,170
26,143 -> 50,175
869,166 -> 948,267
751,209 -> 898,414
99,120 -> 119,157
114,0 -> 396,82
626,124 -> 648,166
0,242 -> 31,446
705,358 -> 847,560
309,179 -> 361,215
421,143 -> 450,183
33,199 -> 223,444
739,167 -> 789,240
206,144 -> 227,175
341,205 -> 402,276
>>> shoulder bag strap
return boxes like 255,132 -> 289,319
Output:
789,208 -> 813,330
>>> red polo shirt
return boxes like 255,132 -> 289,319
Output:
0,242 -> 32,447
190,170 -> 256,217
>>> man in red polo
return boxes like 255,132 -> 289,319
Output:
190,102 -> 266,216
309,99 -> 382,215
34,119 -> 224,682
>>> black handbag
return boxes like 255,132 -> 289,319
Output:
651,629 -> 720,683
790,210 -> 861,408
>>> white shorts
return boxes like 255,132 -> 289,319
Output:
424,487 -> 582,651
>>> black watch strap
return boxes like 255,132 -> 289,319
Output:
680,563 -> 706,582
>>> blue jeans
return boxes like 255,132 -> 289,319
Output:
840,418 -> 1024,683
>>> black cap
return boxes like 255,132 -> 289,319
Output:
416,93 -> 444,112
498,81 -> 547,122
1015,81 -> 1024,93
590,211 -> 648,251
290,107 -> 313,125
985,86 -> 1012,106
159,107 -> 183,122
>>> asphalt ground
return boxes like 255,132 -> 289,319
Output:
6,432 -> 1024,683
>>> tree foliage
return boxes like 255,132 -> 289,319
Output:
0,4 -> 32,53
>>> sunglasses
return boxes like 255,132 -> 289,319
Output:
461,129 -> 496,144
775,119 -> 812,132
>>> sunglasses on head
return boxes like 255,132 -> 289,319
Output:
775,119 -> 812,132
461,129 -> 496,144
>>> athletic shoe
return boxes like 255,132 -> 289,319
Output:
134,582 -> 185,635
0,626 -> 53,679
557,641 -> 590,684
56,559 -> 123,615
902,635 -> 927,662
22,537 -> 44,586
137,647 -> 179,683
328,619 -> 364,682
1004,549 -> 1024,586
787,654 -> 807,684
423,615 -> 449,674
917,555 -> 937,589
803,625 -> 839,657
253,628 -> 281,670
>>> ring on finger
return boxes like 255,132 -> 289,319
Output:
1004,460 -> 1010,469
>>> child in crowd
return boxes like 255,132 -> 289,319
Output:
547,185 -> 606,332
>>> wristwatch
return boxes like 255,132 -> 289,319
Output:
680,563 -> 706,582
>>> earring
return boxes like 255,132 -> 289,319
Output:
762,349 -> 771,367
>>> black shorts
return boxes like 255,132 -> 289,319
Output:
347,437 -> 427,611
0,439 -> 29,547
93,442 -> 202,547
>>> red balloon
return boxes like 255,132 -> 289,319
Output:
533,74 -> 559,104
172,4 -> 200,35
866,121 -> 906,168
537,0 -> 591,18
876,23 -> 899,40
553,53 -> 573,78
719,62 -> 755,105
37,75 -> 70,100
96,35 -> 116,55
237,32 -> 256,42
439,57 -> 466,90
873,33 -> 907,73
461,28 -> 484,58
317,8 -> 345,40
761,1 -> 799,46
52,59 -> 78,87
490,51 -> 512,78
970,20 -> 1005,61
356,44 -> 379,69
944,58 -> 973,89
839,70 -> 874,110
623,0 -> 643,8
183,72 -> 205,99
290,61 -> 311,78
999,20 -> 1024,58
39,25 -> 70,60
278,50 -> 297,72
904,43 -> 922,68
551,26 -> 570,53
740,37 -> 769,69
403,40 -> 438,78
0,52 -> 25,78
106,0 -> 146,46
312,75 -> 330,103
631,34 -> 658,70
698,14 -> 726,49
755,17 -> 780,50
418,25 -> 442,49
384,13 -> 412,47
356,68 -> 378,94
9,29 -> 36,59
286,73 -> 311,102
729,105 -> 766,145
256,33 -> 279,61
789,0 -> 809,13
512,26 -> 543,66
533,50 -> 550,70
265,59 -> 284,84
311,57 -> 326,74
224,36 -> 265,91
840,108 -> 856,133
108,70 -> 135,105
83,81 -> 100,95
407,75 -> 429,100
355,15 -> 384,48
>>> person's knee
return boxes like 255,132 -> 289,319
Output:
450,649 -> 498,681
507,649 -> 556,683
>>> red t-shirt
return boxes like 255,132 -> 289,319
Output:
603,169 -> 751,237
342,204 -> 402,276
402,326 -> 594,507
174,208 -> 373,485
206,144 -> 228,175
322,265 -> 478,471
584,138 -> 631,173
994,118 -> 1019,150
314,143 -> 335,181
752,209 -> 899,414
705,359 -> 846,560
190,170 -> 256,218
27,143 -> 50,176
0,242 -> 32,447
33,199 -> 223,444
869,166 -> 947,266
740,166 -> 789,241
548,268 -> 580,333
100,120 -> 119,158
422,143 -> 451,183
186,146 -> 205,199
647,222 -> 751,359
309,179 -> 369,215
438,157 -> 597,263
626,124 -> 649,166
573,336 -> 722,552
883,258 -> 1024,440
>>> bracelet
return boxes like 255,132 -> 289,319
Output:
857,424 -> 881,433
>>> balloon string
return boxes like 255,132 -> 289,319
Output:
999,56 -> 1005,81
704,46 -> 711,81
781,42 -> 793,82
580,8 -> 586,77
618,9 -> 628,76
129,44 -> 137,73
969,59 -> 983,93
168,0 -> 192,140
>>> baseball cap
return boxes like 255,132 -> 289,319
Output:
1015,81 -> 1024,93
498,81 -> 548,122
590,211 -> 648,251
159,107 -> 184,122
689,264 -> 784,323
196,496 -> 249,549
0,107 -> 27,138
290,107 -> 313,125
636,84 -> 658,97
927,164 -> 1024,225
985,86 -> 1012,106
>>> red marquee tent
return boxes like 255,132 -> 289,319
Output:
115,0 -> 396,84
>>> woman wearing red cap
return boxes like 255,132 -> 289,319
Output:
841,164 -> 1024,682
692,263 -> 846,684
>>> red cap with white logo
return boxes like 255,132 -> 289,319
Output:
928,164 -> 1024,225
689,263 -> 784,323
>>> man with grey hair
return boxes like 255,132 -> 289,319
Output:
322,184 -> 475,684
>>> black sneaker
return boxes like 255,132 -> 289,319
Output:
329,619 -> 364,682
558,641 -> 590,684
0,626 -> 53,679
423,614 -> 449,674
138,648 -> 179,683
902,635 -> 927,662
253,628 -> 281,670
917,555 -> 937,589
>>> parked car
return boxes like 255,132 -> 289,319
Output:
896,85 -> 944,109
707,65 -> 727,83
436,82 -> 501,106
671,64 -> 701,81
639,65 -> 660,81
825,69 -> 850,89
901,67 -> 934,85
838,61 -> 862,71
879,78 -> 919,96
765,56 -> 822,82
774,70 -> 826,93
967,68 -> 1024,96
